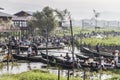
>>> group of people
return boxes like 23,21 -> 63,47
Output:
95,43 -> 120,70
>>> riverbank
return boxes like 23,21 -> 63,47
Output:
0,61 -> 120,80
0,69 -> 82,80
1,69 -> 120,80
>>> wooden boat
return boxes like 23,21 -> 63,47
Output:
75,53 -> 89,60
12,54 -> 46,63
11,45 -> 64,51
40,52 -> 53,59
81,47 -> 114,58
40,52 -> 76,69
12,53 -> 72,69
40,52 -> 97,69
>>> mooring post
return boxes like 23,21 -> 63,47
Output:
58,66 -> 60,80
83,68 -> 86,80
67,69 -> 70,80
7,40 -> 10,66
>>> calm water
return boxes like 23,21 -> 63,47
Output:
0,62 -> 72,77
0,47 -> 112,80
0,47 -> 80,76
0,62 -> 112,80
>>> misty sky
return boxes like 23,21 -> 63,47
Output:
1,0 -> 120,20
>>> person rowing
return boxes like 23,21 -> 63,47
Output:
64,53 -> 71,61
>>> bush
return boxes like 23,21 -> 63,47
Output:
0,69 -> 82,80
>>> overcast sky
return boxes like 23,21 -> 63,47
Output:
1,0 -> 120,20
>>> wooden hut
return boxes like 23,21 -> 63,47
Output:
12,11 -> 34,37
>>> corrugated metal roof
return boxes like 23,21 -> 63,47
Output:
0,12 -> 12,17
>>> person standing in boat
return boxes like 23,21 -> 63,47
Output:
114,50 -> 119,67
76,58 -> 81,69
99,56 -> 106,70
17,43 -> 21,55
96,43 -> 100,53
33,43 -> 38,56
27,45 -> 32,57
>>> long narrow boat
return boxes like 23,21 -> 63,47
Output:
40,52 -> 73,65
13,53 -> 74,69
12,54 -> 46,63
40,52 -> 70,65
40,52 -> 96,69
75,53 -> 89,60
81,47 -> 114,58
40,52 -> 76,69
11,45 -> 64,51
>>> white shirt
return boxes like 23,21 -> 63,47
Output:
28,47 -> 32,54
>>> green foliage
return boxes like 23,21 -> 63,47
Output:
106,75 -> 120,80
0,69 -> 82,80
55,9 -> 69,22
107,69 -> 120,74
79,36 -> 120,46
29,6 -> 57,36
0,75 -> 18,80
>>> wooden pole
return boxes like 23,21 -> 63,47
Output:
46,27 -> 49,68
80,20 -> 84,48
7,40 -> 10,66
67,69 -> 70,80
69,14 -> 75,74
83,68 -> 86,80
58,66 -> 60,80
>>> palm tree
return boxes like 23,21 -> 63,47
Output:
93,9 -> 100,31
54,9 -> 69,27
54,9 -> 70,35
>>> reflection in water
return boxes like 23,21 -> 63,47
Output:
0,62 -> 70,77
0,62 -> 112,80
27,62 -> 32,70
0,47 -> 112,79
0,62 -> 32,75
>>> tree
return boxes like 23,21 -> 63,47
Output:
54,9 -> 69,27
29,6 -> 57,36
93,9 -> 100,31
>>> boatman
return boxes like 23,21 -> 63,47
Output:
33,43 -> 38,56
96,43 -> 100,53
64,53 -> 71,61
27,45 -> 32,57
99,56 -> 106,70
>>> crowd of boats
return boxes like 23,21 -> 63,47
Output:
0,35 -> 119,71
1,46 -> 119,71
